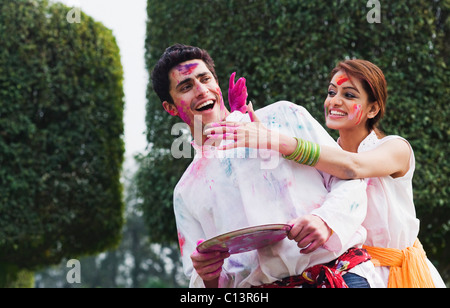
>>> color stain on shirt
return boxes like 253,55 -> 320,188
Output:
221,158 -> 233,177
350,202 -> 360,212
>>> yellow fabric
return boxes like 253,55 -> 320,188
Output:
363,239 -> 435,288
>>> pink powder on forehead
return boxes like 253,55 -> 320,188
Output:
176,63 -> 199,75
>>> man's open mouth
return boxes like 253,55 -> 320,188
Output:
196,100 -> 215,112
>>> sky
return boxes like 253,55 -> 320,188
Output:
54,0 -> 149,165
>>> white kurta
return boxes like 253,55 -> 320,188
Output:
174,101 -> 374,288
357,131 -> 446,287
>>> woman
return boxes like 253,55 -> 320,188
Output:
205,60 -> 446,288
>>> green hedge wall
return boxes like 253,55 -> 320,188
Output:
0,0 -> 125,272
143,0 -> 449,283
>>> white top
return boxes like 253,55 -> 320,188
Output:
173,101 -> 373,288
358,131 -> 420,249
357,131 -> 445,287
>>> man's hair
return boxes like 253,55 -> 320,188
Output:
151,44 -> 218,104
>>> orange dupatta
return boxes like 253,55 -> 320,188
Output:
363,239 -> 435,288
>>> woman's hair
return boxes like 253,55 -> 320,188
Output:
151,44 -> 218,104
330,59 -> 387,135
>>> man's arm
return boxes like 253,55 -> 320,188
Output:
174,189 -> 230,288
311,176 -> 367,252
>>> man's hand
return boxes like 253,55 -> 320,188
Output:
228,72 -> 248,113
191,240 -> 230,288
288,215 -> 333,254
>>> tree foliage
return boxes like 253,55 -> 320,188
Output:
35,167 -> 187,288
0,0 -> 125,274
143,0 -> 449,283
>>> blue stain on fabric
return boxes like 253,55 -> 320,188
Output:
221,158 -> 233,177
245,148 -> 251,158
350,202 -> 359,212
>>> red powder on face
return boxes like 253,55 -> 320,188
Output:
349,104 -> 363,126
336,75 -> 349,86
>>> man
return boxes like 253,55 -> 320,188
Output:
151,44 -> 381,288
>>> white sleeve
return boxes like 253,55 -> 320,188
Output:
312,176 -> 367,251
173,188 -> 206,288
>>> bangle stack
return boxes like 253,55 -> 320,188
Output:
283,137 -> 321,167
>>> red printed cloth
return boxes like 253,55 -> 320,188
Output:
253,248 -> 371,288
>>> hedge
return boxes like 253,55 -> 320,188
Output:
0,0 -> 125,278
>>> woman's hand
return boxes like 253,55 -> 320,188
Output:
204,102 -> 298,155
204,102 -> 276,151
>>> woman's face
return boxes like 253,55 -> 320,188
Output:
324,71 -> 374,131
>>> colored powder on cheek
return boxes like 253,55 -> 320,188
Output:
216,87 -> 225,111
177,63 -> 199,75
356,109 -> 363,125
349,104 -> 363,125
348,104 -> 362,125
336,75 -> 349,86
177,100 -> 191,125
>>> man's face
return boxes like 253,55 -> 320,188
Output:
163,59 -> 228,132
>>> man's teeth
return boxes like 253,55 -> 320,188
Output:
330,110 -> 347,116
196,100 -> 214,110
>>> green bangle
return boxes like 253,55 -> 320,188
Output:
283,137 -> 321,167
283,137 -> 302,160
310,143 -> 321,167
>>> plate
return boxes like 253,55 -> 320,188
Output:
196,224 -> 292,255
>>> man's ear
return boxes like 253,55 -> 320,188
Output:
162,101 -> 178,117
368,101 -> 380,119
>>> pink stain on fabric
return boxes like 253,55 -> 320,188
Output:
178,231 -> 186,256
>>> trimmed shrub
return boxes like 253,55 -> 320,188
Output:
0,0 -> 125,275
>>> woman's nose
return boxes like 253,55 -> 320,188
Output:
329,95 -> 343,107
